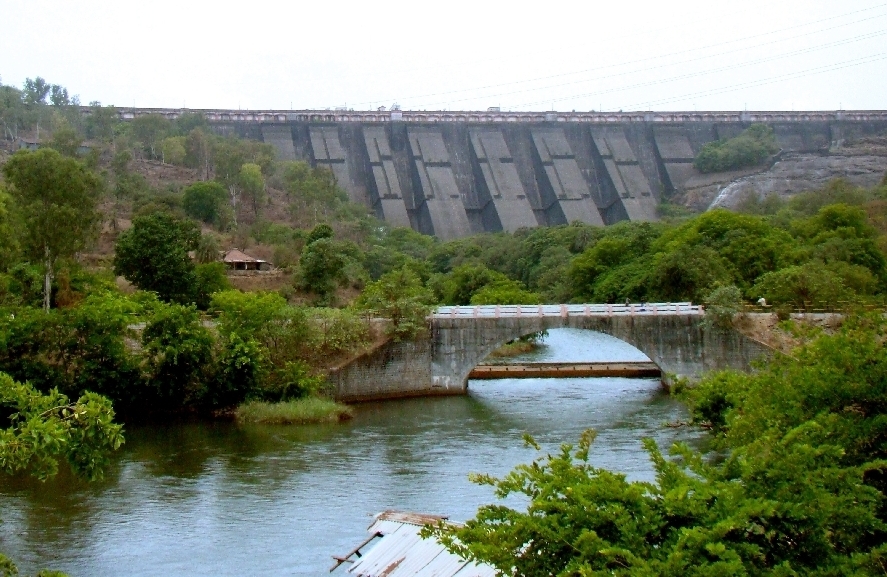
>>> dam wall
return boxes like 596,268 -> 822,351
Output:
115,108 -> 887,238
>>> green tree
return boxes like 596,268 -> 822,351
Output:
141,303 -> 213,408
161,136 -> 186,166
752,261 -> 851,310
1,367 -> 123,576
194,233 -> 221,264
194,262 -> 230,310
113,213 -> 199,303
212,139 -> 274,226
182,181 -> 228,225
45,120 -> 81,158
172,111 -> 208,135
2,149 -> 102,311
130,114 -> 170,160
276,162 -> 348,226
83,103 -> 118,142
21,77 -> 50,105
48,84 -> 70,107
435,263 -> 517,305
108,149 -> 148,231
354,266 -> 435,340
213,139 -> 246,226
430,318 -> 887,574
702,284 -> 743,329
0,188 -> 18,271
239,162 -> 266,218
184,127 -> 212,178
0,84 -> 25,141
0,371 -> 124,481
649,245 -> 734,302
298,238 -> 360,303
306,223 -> 334,245
210,333 -> 265,409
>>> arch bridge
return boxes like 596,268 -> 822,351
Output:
331,303 -> 772,402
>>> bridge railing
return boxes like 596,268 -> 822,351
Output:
433,303 -> 702,319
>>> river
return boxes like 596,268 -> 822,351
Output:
0,329 -> 706,576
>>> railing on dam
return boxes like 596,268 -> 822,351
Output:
98,107 -> 887,125
433,302 -> 703,319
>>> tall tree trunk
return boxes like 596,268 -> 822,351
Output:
229,184 -> 238,227
43,245 -> 53,312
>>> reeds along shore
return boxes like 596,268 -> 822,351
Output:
235,398 -> 353,425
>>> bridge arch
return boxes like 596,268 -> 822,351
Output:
430,306 -> 707,391
463,325 -> 656,385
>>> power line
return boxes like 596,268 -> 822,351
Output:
509,29 -> 887,109
348,3 -> 887,108
623,52 -> 887,109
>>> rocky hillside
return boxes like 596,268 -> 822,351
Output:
671,136 -> 887,212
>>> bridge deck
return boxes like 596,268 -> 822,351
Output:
433,303 -> 703,319
469,362 -> 661,379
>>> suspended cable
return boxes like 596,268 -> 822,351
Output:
348,3 -> 887,108
508,30 -> 887,109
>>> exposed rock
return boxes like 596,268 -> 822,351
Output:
667,137 -> 887,212
710,154 -> 886,210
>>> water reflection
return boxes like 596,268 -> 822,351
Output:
0,330 -> 705,576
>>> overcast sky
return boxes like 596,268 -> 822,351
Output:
2,0 -> 886,112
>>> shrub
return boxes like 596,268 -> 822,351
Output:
261,360 -> 328,401
210,333 -> 266,409
470,279 -> 541,306
702,284 -> 743,329
694,124 -> 778,173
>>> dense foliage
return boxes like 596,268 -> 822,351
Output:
0,290 -> 371,417
428,315 -> 887,575
0,371 -> 123,481
354,266 -> 435,340
694,123 -> 779,173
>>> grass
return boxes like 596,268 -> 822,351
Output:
235,397 -> 353,425
487,340 -> 538,358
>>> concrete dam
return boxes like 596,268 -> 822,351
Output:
124,108 -> 887,238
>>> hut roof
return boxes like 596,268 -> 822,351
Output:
222,249 -> 266,264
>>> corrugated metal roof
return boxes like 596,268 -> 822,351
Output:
338,511 -> 496,577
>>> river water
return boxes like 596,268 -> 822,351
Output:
0,329 -> 705,576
